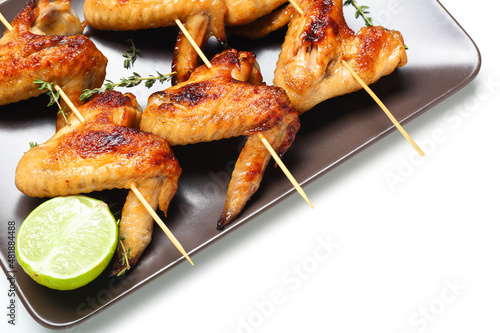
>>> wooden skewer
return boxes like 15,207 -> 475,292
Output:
286,1 -> 423,157
174,19 -> 212,69
56,86 -> 194,265
288,0 -> 304,15
341,60 -> 424,157
175,18 -> 313,209
258,133 -> 313,209
54,85 -> 85,123
130,184 -> 194,265
0,12 -> 12,32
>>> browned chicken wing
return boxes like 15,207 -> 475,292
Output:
0,0 -> 107,130
273,0 -> 408,113
141,49 -> 300,229
15,90 -> 182,275
83,0 -> 287,84
29,0 -> 86,36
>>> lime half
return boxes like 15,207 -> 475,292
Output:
16,196 -> 118,290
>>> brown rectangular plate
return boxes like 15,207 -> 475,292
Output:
0,0 -> 480,329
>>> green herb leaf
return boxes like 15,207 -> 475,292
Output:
344,0 -> 406,47
123,39 -> 139,69
33,80 -> 70,125
344,0 -> 374,27
117,268 -> 127,277
79,72 -> 175,100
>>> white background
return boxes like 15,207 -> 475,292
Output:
2,0 -> 499,332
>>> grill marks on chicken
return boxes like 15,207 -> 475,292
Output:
6,0 -> 410,275
0,0 -> 107,130
83,0 -> 287,84
273,0 -> 407,113
15,90 -> 182,275
142,49 -> 300,229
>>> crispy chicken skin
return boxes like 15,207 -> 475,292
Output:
0,0 -> 107,129
15,91 -> 182,275
83,0 -> 287,84
142,49 -> 300,229
29,0 -> 86,36
83,0 -> 287,31
273,0 -> 407,114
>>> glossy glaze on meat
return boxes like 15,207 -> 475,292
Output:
0,0 -> 108,130
29,0 -> 86,36
273,0 -> 408,113
142,49 -> 300,229
83,0 -> 287,84
15,91 -> 182,275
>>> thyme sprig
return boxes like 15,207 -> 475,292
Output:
117,239 -> 132,277
343,0 -> 374,26
33,79 -> 70,125
123,38 -> 139,69
114,217 -> 131,277
344,0 -> 407,49
79,71 -> 175,100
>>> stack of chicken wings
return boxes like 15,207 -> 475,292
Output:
142,49 -> 300,229
5,0 -> 408,274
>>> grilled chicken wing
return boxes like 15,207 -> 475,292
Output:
142,49 -> 300,229
30,0 -> 86,36
83,0 -> 287,84
15,91 -> 182,275
0,0 -> 107,130
273,0 -> 407,114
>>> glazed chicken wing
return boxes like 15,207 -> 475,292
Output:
15,90 -> 182,275
83,0 -> 287,84
141,49 -> 300,229
0,0 -> 107,129
273,0 -> 407,114
29,0 -> 86,36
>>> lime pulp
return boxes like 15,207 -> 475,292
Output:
15,195 -> 118,290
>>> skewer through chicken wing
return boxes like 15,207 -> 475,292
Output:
141,49 -> 300,229
273,0 -> 407,114
83,0 -> 287,84
0,0 -> 107,130
15,90 -> 182,275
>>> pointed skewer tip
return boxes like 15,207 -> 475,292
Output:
175,16 -> 313,208
130,184 -> 194,266
340,60 -> 424,157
